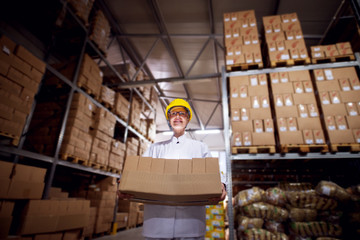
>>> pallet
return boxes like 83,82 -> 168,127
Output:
226,62 -> 263,72
88,161 -> 108,171
0,131 -> 20,146
107,166 -> 122,174
76,83 -> 100,101
232,145 -> 276,154
59,154 -> 89,165
312,54 -> 355,64
100,101 -> 114,111
270,58 -> 311,68
280,144 -> 328,153
330,143 -> 360,152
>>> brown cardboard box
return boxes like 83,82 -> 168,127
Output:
297,118 -> 322,130
308,103 -> 319,117
316,80 -> 340,91
314,69 -> 325,81
340,91 -> 360,103
335,115 -> 348,130
329,90 -> 341,104
252,132 -> 275,145
119,156 -> 222,205
231,109 -> 240,121
353,129 -> 360,143
279,131 -> 304,144
293,82 -> 304,94
297,104 -> 308,118
293,93 -> 316,104
263,15 -> 282,26
303,130 -> 314,144
232,132 -> 242,147
347,116 -> 360,129
250,108 -> 272,119
230,97 -> 251,108
280,72 -> 290,83
314,130 -> 326,144
232,121 -> 253,132
248,85 -> 268,96
328,130 -> 355,144
275,106 -> 298,118
277,117 -> 288,132
265,32 -> 286,43
272,82 -> 294,94
264,119 -> 274,132
270,72 -> 280,83
269,50 -> 290,62
325,116 -> 336,131
346,102 -> 358,116
339,78 -> 351,91
253,119 -> 263,133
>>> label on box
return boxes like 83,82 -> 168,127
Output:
278,118 -> 287,132
252,96 -> 260,108
241,108 -> 249,121
254,119 -> 263,133
321,92 -> 330,105
303,81 -> 313,92
293,82 -> 304,93
346,102 -> 358,116
330,91 -> 341,104
335,115 -> 347,130
308,104 -> 318,117
339,78 -> 351,91
261,96 -> 270,108
264,119 -> 274,132
239,85 -> 247,98
284,94 -> 293,106
354,129 -> 360,143
350,78 -> 360,90
250,76 -> 258,86
287,117 -> 297,131
324,70 -> 334,80
275,95 -> 283,107
226,59 -> 234,65
298,104 -> 308,118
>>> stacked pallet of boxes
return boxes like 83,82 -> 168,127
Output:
114,92 -> 130,121
271,70 -> 327,152
89,107 -> 116,168
100,85 -> 116,109
314,67 -> 360,151
126,137 -> 140,157
117,200 -> 144,229
205,203 -> 226,240
263,13 -> 310,67
0,35 -> 46,145
59,92 -> 95,162
230,74 -> 275,153
130,98 -> 142,130
311,41 -> 355,63
146,118 -> 156,142
89,10 -> 110,55
67,0 -> 94,25
224,10 -> 263,70
108,139 -> 126,173
77,53 -> 103,98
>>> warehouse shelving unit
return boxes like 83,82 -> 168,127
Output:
222,53 -> 360,240
0,0 -> 155,198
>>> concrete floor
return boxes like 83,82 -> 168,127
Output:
94,226 -> 144,240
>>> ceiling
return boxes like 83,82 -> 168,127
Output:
0,0 -> 355,151
96,0 -> 347,150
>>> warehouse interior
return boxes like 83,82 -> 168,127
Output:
1,0 -> 360,239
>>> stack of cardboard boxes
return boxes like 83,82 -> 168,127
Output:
77,53 -> 104,98
311,42 -> 354,61
230,74 -> 275,148
314,67 -> 360,145
117,200 -> 143,229
262,13 -> 309,65
205,203 -> 226,240
108,139 -> 126,172
271,70 -> 326,147
126,137 -> 140,157
130,98 -> 142,130
67,0 -> 94,25
146,118 -> 156,142
90,107 -> 116,167
100,85 -> 116,109
60,92 -> 96,161
114,92 -> 130,121
89,10 -> 111,55
0,35 -> 46,144
224,10 -> 263,68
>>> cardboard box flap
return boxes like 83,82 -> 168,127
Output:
178,159 -> 192,174
150,158 -> 165,173
138,157 -> 152,172
192,158 -> 205,173
205,158 -> 220,173
123,156 -> 139,171
164,159 -> 178,174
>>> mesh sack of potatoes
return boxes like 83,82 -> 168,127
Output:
234,187 -> 265,207
315,181 -> 351,202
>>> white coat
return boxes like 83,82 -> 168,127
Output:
141,133 -> 226,238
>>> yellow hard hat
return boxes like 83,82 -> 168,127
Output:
165,99 -> 192,121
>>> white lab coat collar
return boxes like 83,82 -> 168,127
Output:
171,132 -> 187,144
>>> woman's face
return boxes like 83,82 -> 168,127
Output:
169,106 -> 189,132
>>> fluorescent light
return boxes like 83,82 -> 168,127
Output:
194,129 -> 221,135
162,131 -> 173,135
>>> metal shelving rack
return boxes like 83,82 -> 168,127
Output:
0,0 -> 155,198
221,53 -> 360,240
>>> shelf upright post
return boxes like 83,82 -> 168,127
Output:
42,30 -> 89,199
221,66 -> 235,240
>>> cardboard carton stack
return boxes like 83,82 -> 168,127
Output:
89,10 -> 111,55
314,67 -> 360,145
119,156 -> 222,205
60,92 -> 95,162
0,35 -> 46,144
67,0 -> 94,25
0,201 -> 14,239
126,137 -> 140,157
230,74 -> 275,147
263,13 -> 309,65
224,10 -> 263,69
146,118 -> 156,141
114,92 -> 130,121
108,139 -> 126,172
77,53 -> 104,99
117,200 -> 143,229
100,85 -> 115,109
139,119 -> 147,136
90,107 -> 116,167
205,203 -> 226,240
18,199 -> 90,236
311,41 -> 354,61
138,138 -> 149,156
271,70 -> 325,147
130,98 -> 142,130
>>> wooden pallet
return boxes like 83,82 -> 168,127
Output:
280,144 -> 329,153
88,161 -> 108,171
312,54 -> 355,64
330,143 -> 360,152
270,58 -> 311,68
76,83 -> 100,101
0,131 -> 20,146
107,166 -> 122,174
226,62 -> 263,72
100,101 -> 114,111
59,154 -> 89,165
232,145 -> 276,154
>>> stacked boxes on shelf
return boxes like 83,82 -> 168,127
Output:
77,53 -> 104,98
0,35 -> 46,144
67,0 -> 94,25
117,200 -> 144,229
263,13 -> 309,66
114,92 -> 130,121
314,67 -> 360,146
60,92 -> 96,162
205,203 -> 226,239
89,10 -> 111,55
100,85 -> 116,109
146,118 -> 156,141
271,70 -> 326,147
311,42 -> 354,62
223,10 -> 263,69
230,74 -> 275,148
126,137 -> 139,157
0,201 -> 14,239
130,98 -> 142,130
90,107 -> 116,167
108,139 -> 126,172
